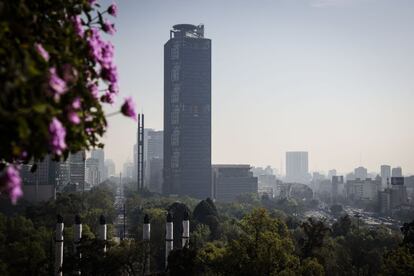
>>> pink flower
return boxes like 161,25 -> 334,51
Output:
88,82 -> 99,99
103,19 -> 116,35
49,68 -> 68,99
49,117 -> 67,155
71,16 -> 84,37
34,43 -> 49,62
0,165 -> 23,205
121,97 -> 137,120
100,41 -> 115,69
101,64 -> 118,84
68,111 -> 81,124
108,3 -> 118,17
88,28 -> 103,62
72,97 -> 81,109
101,92 -> 115,104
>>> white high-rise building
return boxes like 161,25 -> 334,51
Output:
286,151 -> 309,184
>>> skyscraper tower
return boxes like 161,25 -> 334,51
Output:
163,24 -> 212,198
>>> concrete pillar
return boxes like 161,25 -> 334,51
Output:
165,212 -> 173,269
182,210 -> 190,248
55,214 -> 64,276
99,215 -> 107,253
143,214 -> 150,274
74,215 -> 82,275
143,214 -> 150,241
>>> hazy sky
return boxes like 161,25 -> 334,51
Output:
101,0 -> 414,175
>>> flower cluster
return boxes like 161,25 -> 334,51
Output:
49,67 -> 68,100
0,1 -> 137,205
0,166 -> 23,204
121,97 -> 137,120
49,118 -> 67,155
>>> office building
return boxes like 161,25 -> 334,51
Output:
149,158 -> 163,193
133,129 -> 164,189
146,130 -> 163,191
379,177 -> 408,213
86,158 -> 100,188
69,151 -> 86,190
105,159 -> 116,178
390,177 -> 408,208
91,148 -> 105,182
354,166 -> 368,180
328,169 -> 337,180
392,167 -> 403,177
286,151 -> 309,184
380,165 -> 391,188
212,165 -> 258,202
21,156 -> 56,202
123,162 -> 134,179
163,24 -> 212,198
332,175 -> 344,201
345,177 -> 381,201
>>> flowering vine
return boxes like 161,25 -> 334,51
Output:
0,0 -> 136,203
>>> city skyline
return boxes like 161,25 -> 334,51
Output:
100,0 -> 414,174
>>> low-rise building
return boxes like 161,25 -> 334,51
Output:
212,165 -> 258,202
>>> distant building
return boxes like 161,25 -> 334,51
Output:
258,174 -> 277,188
345,172 -> 355,181
390,177 -> 408,208
380,165 -> 391,189
404,175 -> 414,202
392,167 -> 403,177
163,24 -> 212,198
379,177 -> 408,213
86,158 -> 100,188
91,148 -> 105,182
21,156 -> 56,202
378,189 -> 391,214
53,159 -> 70,192
22,152 -> 85,201
123,162 -> 134,179
105,159 -> 116,178
149,158 -> 163,193
354,166 -> 368,180
212,165 -> 258,202
286,151 -> 309,184
146,130 -> 163,191
69,151 -> 86,190
346,177 -> 381,201
328,169 -> 337,180
332,175 -> 344,201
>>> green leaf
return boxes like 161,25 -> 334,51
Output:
33,104 -> 48,113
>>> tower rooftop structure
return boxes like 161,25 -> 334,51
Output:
170,23 -> 204,39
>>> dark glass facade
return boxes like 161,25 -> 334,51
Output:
163,24 -> 212,198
